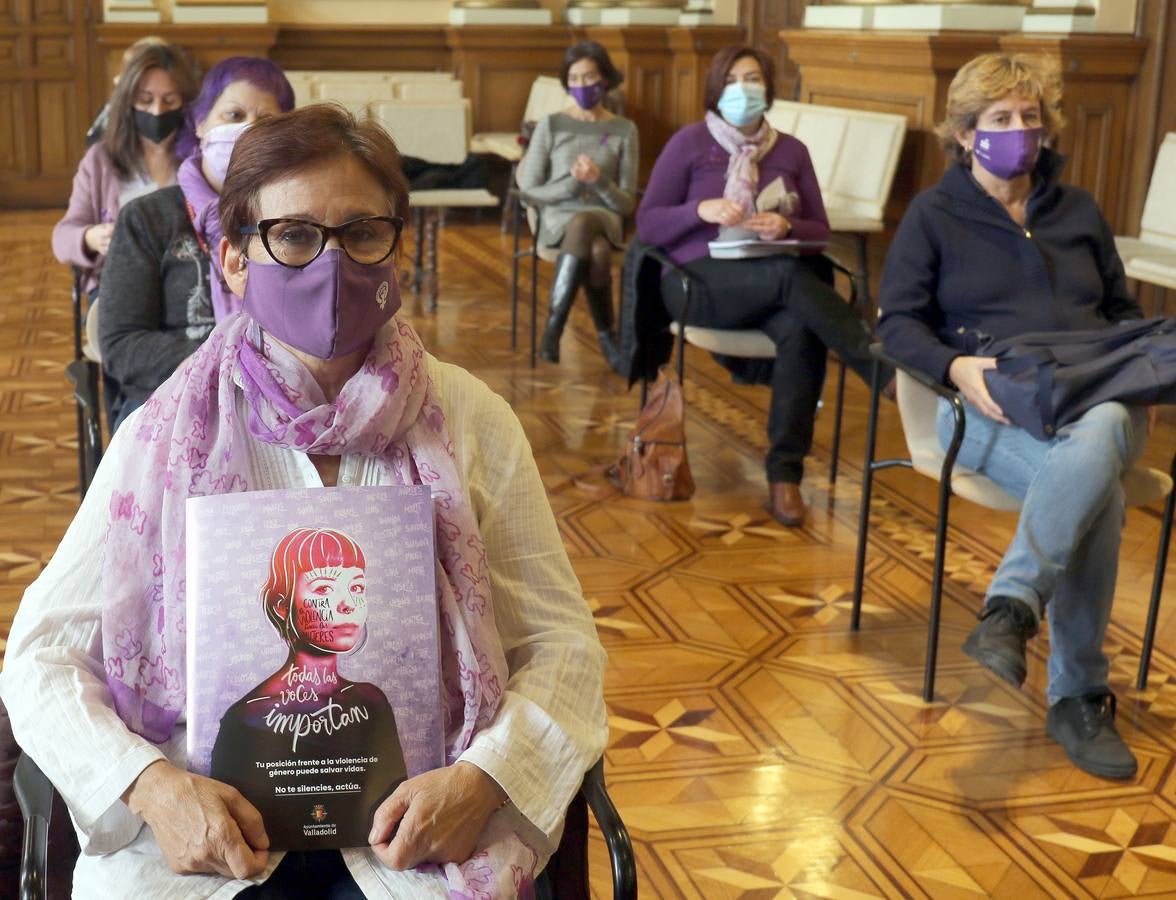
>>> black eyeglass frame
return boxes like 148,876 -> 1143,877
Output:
240,215 -> 405,269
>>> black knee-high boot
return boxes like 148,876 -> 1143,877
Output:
583,278 -> 620,370
540,253 -> 587,363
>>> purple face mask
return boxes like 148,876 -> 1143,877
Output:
569,82 -> 606,111
242,248 -> 400,360
973,126 -> 1043,181
201,122 -> 250,185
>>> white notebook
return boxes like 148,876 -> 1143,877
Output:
707,238 -> 827,260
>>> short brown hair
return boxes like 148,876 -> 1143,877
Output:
218,104 -> 411,249
102,41 -> 200,179
936,52 -> 1065,163
703,45 -> 776,114
559,40 -> 623,92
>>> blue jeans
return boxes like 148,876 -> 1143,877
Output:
937,399 -> 1148,705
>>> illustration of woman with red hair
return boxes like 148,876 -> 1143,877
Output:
210,527 -> 405,847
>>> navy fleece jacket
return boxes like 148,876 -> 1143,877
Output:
877,148 -> 1141,385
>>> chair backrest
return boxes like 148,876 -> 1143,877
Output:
286,70 -> 463,118
371,100 -> 471,164
395,80 -> 464,102
313,80 -> 397,118
523,75 -> 571,124
764,100 -> 906,223
1139,132 -> 1176,250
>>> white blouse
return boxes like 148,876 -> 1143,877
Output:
0,356 -> 608,899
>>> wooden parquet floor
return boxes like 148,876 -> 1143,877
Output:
5,209 -> 1176,898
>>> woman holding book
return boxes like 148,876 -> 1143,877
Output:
636,44 -> 883,527
0,104 -> 607,899
516,39 -> 638,365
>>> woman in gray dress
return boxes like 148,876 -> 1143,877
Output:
516,40 -> 639,365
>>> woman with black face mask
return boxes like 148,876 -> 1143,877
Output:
52,41 -> 199,298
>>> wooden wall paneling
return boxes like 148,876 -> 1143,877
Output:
668,26 -> 744,139
585,26 -> 674,180
94,23 -> 280,87
740,0 -> 807,99
0,0 -> 93,208
446,25 -> 574,135
0,80 -> 18,172
270,25 -> 449,74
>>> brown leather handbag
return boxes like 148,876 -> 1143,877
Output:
610,367 -> 695,501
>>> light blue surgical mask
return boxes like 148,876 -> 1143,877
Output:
717,81 -> 767,128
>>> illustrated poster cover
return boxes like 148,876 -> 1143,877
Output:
185,485 -> 442,850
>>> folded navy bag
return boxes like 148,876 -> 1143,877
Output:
978,317 -> 1176,441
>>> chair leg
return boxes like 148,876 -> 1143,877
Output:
74,403 -> 87,502
411,207 -> 425,300
924,396 -> 967,702
856,233 -> 873,324
510,202 -> 521,351
924,476 -> 954,702
1138,451 -> 1176,689
829,359 -> 846,485
426,212 -> 439,313
852,357 -> 882,631
529,242 -> 539,369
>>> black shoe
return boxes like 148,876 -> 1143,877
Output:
961,596 -> 1037,688
1047,692 -> 1138,779
539,254 -> 586,364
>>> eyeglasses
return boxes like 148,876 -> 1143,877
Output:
241,216 -> 404,269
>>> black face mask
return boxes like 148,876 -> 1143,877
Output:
133,108 -> 184,144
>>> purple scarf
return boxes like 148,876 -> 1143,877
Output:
177,154 -> 239,321
100,312 -> 534,896
704,110 -> 779,218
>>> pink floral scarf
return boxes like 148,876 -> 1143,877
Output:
704,109 -> 779,218
100,312 -> 533,897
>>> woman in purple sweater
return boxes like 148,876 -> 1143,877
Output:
636,45 -> 879,527
52,41 -> 199,296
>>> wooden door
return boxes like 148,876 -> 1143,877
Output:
0,0 -> 94,208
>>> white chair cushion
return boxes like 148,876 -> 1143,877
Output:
470,132 -> 523,161
669,323 -> 775,359
409,189 -> 499,208
896,369 -> 1170,512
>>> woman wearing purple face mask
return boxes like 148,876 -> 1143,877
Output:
516,40 -> 638,365
2,103 -> 607,900
98,56 -> 294,432
878,53 -> 1147,780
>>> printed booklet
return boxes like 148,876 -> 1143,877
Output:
707,238 -> 828,260
186,485 -> 443,849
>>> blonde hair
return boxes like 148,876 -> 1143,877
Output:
935,53 -> 1065,163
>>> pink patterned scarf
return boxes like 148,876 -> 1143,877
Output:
176,155 -> 240,321
704,110 -> 779,219
100,312 -> 533,897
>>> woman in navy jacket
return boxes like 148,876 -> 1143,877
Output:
877,52 -> 1146,780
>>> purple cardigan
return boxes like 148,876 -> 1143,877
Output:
52,144 -> 129,295
636,120 -> 830,265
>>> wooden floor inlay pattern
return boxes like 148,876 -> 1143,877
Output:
4,209 -> 1176,898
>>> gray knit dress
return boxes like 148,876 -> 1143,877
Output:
516,112 -> 639,249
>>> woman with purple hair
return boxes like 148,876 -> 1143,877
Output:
98,56 -> 294,432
